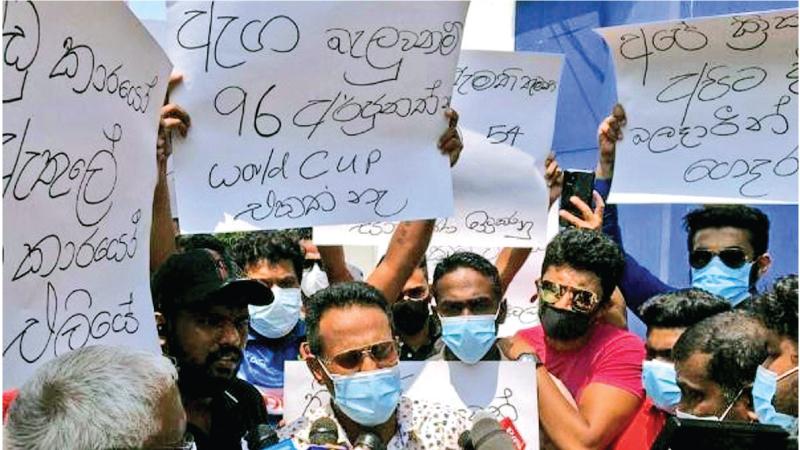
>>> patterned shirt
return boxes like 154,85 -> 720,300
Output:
277,396 -> 471,449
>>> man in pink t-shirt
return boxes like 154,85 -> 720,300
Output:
513,228 -> 645,449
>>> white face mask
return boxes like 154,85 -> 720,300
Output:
301,263 -> 329,297
248,287 -> 302,338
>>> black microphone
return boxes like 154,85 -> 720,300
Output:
353,432 -> 385,450
245,423 -> 279,450
469,412 -> 515,450
309,416 -> 339,445
458,430 -> 475,450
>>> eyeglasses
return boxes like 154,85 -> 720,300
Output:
320,340 -> 399,372
689,249 -> 750,269
535,279 -> 600,314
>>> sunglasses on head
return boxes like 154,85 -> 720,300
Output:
535,279 -> 600,314
689,249 -> 750,269
320,340 -> 399,372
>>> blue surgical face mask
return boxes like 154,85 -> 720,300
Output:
248,287 -> 302,338
753,365 -> 798,431
322,364 -> 403,426
691,257 -> 753,306
642,359 -> 681,413
439,311 -> 498,364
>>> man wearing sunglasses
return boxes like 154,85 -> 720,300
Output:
750,275 -> 798,434
672,310 -> 769,422
564,105 -> 774,315
426,251 -> 516,362
390,256 -> 445,361
280,282 -> 470,447
514,229 -> 646,449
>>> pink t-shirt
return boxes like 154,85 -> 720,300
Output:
518,323 -> 645,402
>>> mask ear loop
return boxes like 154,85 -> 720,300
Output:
777,365 -> 799,381
720,387 -> 746,420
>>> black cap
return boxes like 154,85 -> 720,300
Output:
152,248 -> 272,312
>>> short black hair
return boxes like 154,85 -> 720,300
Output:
751,274 -> 798,342
673,310 -> 769,402
177,234 -> 228,255
683,205 -> 770,255
639,289 -> 732,330
541,228 -> 624,304
432,252 -> 501,303
231,231 -> 305,281
306,282 -> 391,356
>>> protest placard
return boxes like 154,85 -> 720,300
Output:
315,50 -> 562,247
284,361 -> 539,446
597,8 -> 798,204
166,1 -> 469,233
3,2 -> 171,387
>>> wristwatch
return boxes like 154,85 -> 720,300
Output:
517,352 -> 543,366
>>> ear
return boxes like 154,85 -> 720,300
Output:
497,298 -> 508,325
736,388 -> 758,422
155,312 -> 169,354
755,253 -> 772,278
300,342 -> 326,384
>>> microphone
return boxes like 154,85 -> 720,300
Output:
353,432 -> 385,450
246,423 -> 279,449
458,430 -> 475,450
309,417 -> 339,445
469,412 -> 515,450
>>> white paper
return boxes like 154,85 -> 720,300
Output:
283,361 -> 539,446
315,51 -> 562,247
166,1 -> 469,233
597,8 -> 798,204
3,2 -> 172,387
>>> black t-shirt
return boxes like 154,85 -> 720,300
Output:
187,378 -> 268,450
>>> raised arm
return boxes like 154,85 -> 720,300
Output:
150,73 -> 190,273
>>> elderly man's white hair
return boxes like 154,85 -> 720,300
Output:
5,345 -> 178,450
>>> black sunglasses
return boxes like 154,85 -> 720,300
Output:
689,249 -> 751,269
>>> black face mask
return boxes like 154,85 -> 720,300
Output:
538,302 -> 593,341
392,299 -> 430,336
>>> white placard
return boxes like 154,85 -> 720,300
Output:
283,361 -> 539,446
597,8 -> 798,204
166,1 -> 469,233
3,2 -> 172,387
315,51 -> 562,247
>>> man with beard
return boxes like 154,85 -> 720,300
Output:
514,228 -> 645,449
152,248 -> 271,450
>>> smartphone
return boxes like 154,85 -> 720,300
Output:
559,169 -> 595,229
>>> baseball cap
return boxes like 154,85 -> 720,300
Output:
152,248 -> 272,312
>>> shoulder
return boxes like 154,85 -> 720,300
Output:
227,378 -> 268,413
595,325 -> 644,353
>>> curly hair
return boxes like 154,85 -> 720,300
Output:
673,310 -> 769,402
305,282 -> 392,356
751,274 -> 798,342
541,228 -> 624,304
639,288 -> 731,330
683,205 -> 770,255
432,252 -> 501,303
230,231 -> 305,281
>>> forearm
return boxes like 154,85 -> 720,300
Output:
495,247 -> 531,295
536,367 -> 606,450
150,162 -> 176,273
367,219 -> 434,303
318,245 -> 353,284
